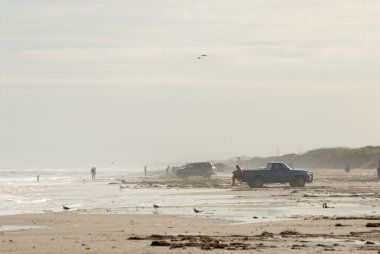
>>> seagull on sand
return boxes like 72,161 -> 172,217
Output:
194,208 -> 203,214
62,206 -> 71,210
153,204 -> 160,209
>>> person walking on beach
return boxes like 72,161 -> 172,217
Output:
91,167 -> 96,180
144,165 -> 147,176
166,165 -> 170,176
232,165 -> 243,186
37,174 -> 40,182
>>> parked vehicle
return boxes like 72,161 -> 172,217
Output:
175,162 -> 215,178
237,162 -> 313,188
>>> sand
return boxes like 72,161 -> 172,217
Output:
1,168 -> 380,253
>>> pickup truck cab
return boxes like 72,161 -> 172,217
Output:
238,162 -> 313,188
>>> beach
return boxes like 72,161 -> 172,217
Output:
1,168 -> 380,253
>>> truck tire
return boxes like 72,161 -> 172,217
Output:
249,177 -> 263,188
201,172 -> 210,178
176,171 -> 185,178
294,176 -> 306,187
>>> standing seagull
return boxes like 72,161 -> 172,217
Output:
62,206 -> 71,210
194,208 -> 203,214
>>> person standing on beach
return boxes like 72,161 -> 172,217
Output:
37,174 -> 39,182
232,165 -> 243,186
166,165 -> 170,176
345,163 -> 351,173
91,167 -> 96,180
144,165 -> 147,176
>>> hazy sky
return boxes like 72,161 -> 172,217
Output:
1,0 -> 380,169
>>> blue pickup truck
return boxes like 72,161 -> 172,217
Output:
237,162 -> 313,188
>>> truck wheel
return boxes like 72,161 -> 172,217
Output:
201,173 -> 210,178
176,171 -> 185,178
249,177 -> 263,188
295,176 -> 306,187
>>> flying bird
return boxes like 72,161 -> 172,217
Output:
194,208 -> 203,214
62,206 -> 71,210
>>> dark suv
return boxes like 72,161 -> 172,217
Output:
175,162 -> 214,178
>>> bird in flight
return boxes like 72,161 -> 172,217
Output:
196,54 -> 208,59
62,206 -> 71,210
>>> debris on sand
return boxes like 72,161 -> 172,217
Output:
259,231 -> 274,238
334,216 -> 380,220
366,223 -> 380,227
280,230 -> 300,236
291,244 -> 307,249
130,234 -> 267,251
170,243 -> 186,249
128,236 -> 145,240
110,176 -> 232,189
151,240 -> 171,246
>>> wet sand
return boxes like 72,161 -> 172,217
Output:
1,169 -> 380,253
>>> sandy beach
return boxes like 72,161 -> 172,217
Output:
1,169 -> 380,253
3,0 -> 380,252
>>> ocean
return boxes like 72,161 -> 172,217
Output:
0,168 -> 230,217
1,168 -> 378,224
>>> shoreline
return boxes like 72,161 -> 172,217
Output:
1,168 -> 380,253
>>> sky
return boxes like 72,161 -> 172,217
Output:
1,0 -> 380,169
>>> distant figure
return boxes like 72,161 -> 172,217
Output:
232,165 -> 243,186
345,163 -> 351,173
62,205 -> 71,210
166,166 -> 170,176
144,165 -> 147,176
91,167 -> 96,180
37,174 -> 39,182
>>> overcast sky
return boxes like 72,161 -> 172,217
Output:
1,0 -> 380,169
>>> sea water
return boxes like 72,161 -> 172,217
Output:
0,168 -> 226,216
1,168 -> 379,223
0,167 -> 139,215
